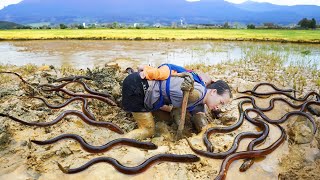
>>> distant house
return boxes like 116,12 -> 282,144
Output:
197,24 -> 221,29
133,23 -> 148,28
263,23 -> 276,28
287,24 -> 298,29
153,23 -> 162,28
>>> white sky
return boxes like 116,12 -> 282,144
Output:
189,0 -> 320,5
0,0 -> 23,10
0,0 -> 319,10
225,0 -> 320,6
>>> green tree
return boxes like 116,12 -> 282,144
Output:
19,25 -> 32,29
310,18 -> 317,29
298,18 -> 310,28
39,25 -> 51,29
77,24 -> 84,29
59,23 -> 68,29
223,22 -> 230,29
298,18 -> 317,29
111,22 -> 118,29
247,24 -> 255,29
88,24 -> 96,29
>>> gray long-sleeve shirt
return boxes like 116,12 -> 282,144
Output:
144,77 -> 206,112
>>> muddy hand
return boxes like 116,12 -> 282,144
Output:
180,72 -> 194,91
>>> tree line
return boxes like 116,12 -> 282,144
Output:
55,18 -> 320,30
0,18 -> 318,30
247,18 -> 317,29
298,18 -> 317,29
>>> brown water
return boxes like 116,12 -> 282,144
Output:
0,40 -> 319,69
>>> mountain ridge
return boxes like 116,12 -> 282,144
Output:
0,0 -> 319,25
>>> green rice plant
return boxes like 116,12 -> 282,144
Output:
301,50 -> 311,55
316,77 -> 320,87
0,74 -> 11,85
60,64 -> 76,75
0,64 -> 7,71
297,75 -> 307,91
313,71 -> 320,88
20,63 -> 37,74
185,63 -> 212,73
293,78 -> 297,91
311,69 -> 318,81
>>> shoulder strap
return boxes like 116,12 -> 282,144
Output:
190,72 -> 206,87
151,81 -> 165,111
152,64 -> 207,111
187,88 -> 207,112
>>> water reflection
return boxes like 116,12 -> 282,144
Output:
0,40 -> 319,69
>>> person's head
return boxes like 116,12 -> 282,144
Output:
204,80 -> 232,111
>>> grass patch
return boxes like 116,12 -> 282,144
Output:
187,46 -> 320,92
20,64 -> 37,75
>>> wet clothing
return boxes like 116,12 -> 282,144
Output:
143,65 -> 177,80
122,64 -> 206,113
144,77 -> 206,113
122,72 -> 149,112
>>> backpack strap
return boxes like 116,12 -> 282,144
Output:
151,81 -> 165,111
158,64 -> 174,104
187,88 -> 207,112
151,63 -> 207,111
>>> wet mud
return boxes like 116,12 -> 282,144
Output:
0,61 -> 319,180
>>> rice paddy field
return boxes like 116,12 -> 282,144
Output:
0,29 -> 320,43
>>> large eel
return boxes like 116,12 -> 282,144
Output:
31,96 -> 95,120
31,134 -> 157,153
214,124 -> 286,180
0,110 -> 124,134
57,154 -> 200,174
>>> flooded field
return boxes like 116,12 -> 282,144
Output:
0,40 -> 319,180
0,40 -> 319,69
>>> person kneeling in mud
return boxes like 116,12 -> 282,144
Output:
122,64 -> 232,140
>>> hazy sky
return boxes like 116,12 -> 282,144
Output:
224,0 -> 320,6
1,0 -> 320,10
186,0 -> 320,6
0,0 -> 23,10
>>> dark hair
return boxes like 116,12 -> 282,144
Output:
207,80 -> 233,98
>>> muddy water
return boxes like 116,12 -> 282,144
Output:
0,40 -> 319,69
